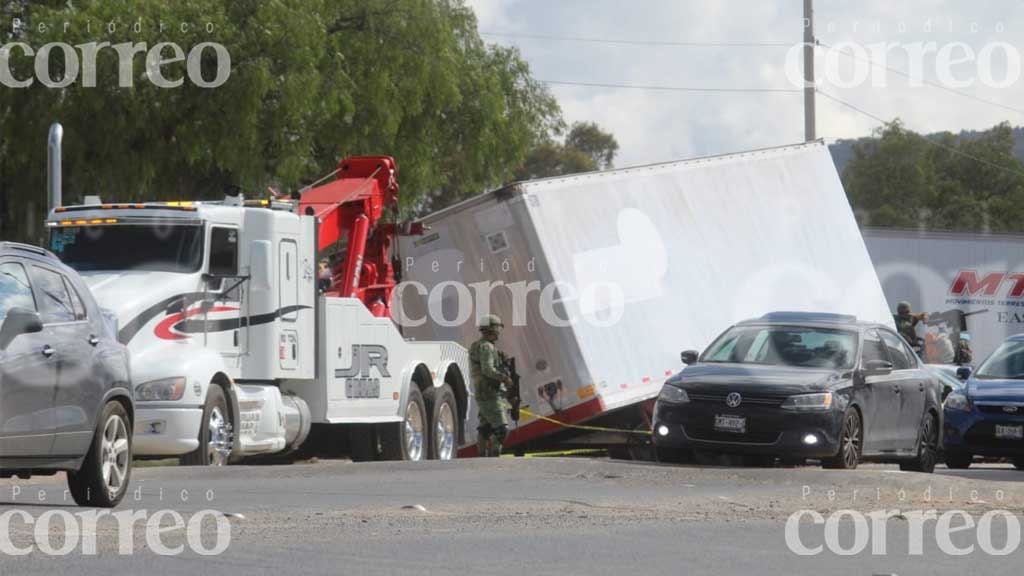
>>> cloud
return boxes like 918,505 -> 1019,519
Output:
467,0 -> 1024,166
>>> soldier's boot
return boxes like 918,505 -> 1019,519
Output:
477,424 -> 492,458
491,426 -> 508,458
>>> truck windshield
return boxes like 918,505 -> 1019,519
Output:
974,341 -> 1024,380
702,325 -> 858,370
50,225 -> 204,273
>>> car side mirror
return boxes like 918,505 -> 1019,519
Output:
956,366 -> 972,381
680,350 -> 699,365
0,308 -> 43,350
862,359 -> 893,376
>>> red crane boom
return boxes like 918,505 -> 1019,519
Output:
298,156 -> 409,318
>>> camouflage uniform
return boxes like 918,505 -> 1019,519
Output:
469,316 -> 511,457
893,301 -> 924,347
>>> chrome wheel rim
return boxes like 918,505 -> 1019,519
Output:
842,415 -> 861,468
100,415 -> 130,494
405,402 -> 425,461
207,406 -> 232,466
435,402 -> 456,460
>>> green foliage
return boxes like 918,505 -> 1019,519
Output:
0,0 -> 563,242
515,121 -> 618,180
842,121 -> 1024,233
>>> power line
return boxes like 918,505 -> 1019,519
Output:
819,40 -> 1024,117
480,31 -> 793,48
817,89 -> 1024,179
540,80 -> 801,94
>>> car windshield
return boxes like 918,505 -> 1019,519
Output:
974,341 -> 1024,380
702,325 -> 858,369
50,225 -> 204,273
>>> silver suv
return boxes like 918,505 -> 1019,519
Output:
0,242 -> 133,507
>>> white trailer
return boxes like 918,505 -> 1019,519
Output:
46,152 -> 472,464
863,228 -> 1024,362
398,141 -> 893,455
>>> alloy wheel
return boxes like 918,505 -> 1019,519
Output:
100,414 -> 130,494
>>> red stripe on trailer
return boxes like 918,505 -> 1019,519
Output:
503,396 -> 606,448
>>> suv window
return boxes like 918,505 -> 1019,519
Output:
0,261 -> 37,320
209,227 -> 238,277
879,330 -> 913,370
31,266 -> 76,323
62,276 -> 87,321
861,329 -> 889,365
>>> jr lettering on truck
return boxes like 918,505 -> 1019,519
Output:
337,345 -> 391,399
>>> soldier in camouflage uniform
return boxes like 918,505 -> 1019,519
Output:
894,301 -> 927,349
469,314 -> 513,457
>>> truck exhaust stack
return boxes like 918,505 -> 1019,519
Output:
47,122 -> 63,213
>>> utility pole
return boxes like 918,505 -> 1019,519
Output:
803,0 -> 816,141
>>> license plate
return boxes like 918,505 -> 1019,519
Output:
714,415 -> 746,434
995,425 -> 1023,440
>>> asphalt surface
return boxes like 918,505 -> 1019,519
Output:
0,458 -> 1022,575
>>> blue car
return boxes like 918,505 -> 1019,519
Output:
943,335 -> 1024,470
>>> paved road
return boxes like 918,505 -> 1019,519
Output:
0,459 -> 1022,575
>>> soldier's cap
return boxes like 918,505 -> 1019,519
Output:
897,301 -> 911,312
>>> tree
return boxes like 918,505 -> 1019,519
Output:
0,0 -> 562,243
565,121 -> 618,170
515,121 -> 618,180
841,121 -> 1024,233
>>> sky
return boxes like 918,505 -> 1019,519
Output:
466,0 -> 1024,168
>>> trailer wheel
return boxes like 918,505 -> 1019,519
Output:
380,387 -> 427,461
349,424 -> 378,462
180,384 -> 233,466
424,384 -> 459,460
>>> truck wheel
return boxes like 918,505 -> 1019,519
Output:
424,384 -> 459,460
68,401 -> 132,508
349,424 -> 378,462
181,385 -> 233,466
900,412 -> 938,473
1013,457 -> 1024,471
380,387 -> 426,461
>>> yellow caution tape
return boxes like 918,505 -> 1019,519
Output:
518,407 -> 652,435
501,448 -> 608,458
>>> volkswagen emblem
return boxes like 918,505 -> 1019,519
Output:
726,392 -> 743,408
1004,406 -> 1020,414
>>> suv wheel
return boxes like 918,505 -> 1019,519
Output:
900,412 -> 938,473
68,401 -> 132,508
823,409 -> 862,470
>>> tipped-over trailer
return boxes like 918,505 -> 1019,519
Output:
398,141 -> 893,458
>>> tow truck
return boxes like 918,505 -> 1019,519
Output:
44,124 -> 473,464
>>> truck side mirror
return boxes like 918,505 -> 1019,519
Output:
956,366 -> 972,381
0,308 -> 44,350
250,240 -> 273,291
680,350 -> 699,365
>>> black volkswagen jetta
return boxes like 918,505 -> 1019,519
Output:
652,312 -> 943,472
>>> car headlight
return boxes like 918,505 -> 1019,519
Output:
781,392 -> 833,411
657,385 -> 690,405
135,377 -> 187,401
944,391 -> 971,412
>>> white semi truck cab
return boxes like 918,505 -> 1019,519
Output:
46,155 -> 474,464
